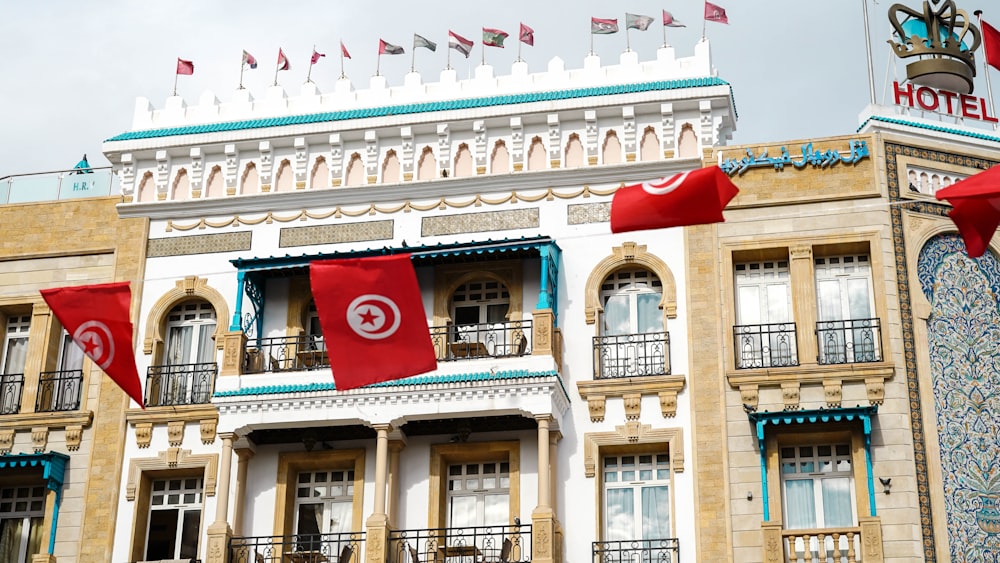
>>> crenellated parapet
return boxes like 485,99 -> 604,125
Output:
105,42 -> 737,205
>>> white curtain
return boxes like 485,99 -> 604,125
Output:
641,486 -> 671,539
196,324 -> 216,363
3,337 -> 27,374
0,518 -> 22,563
329,501 -> 352,533
605,488 -> 634,541
637,294 -> 663,333
167,326 -> 192,365
821,477 -> 853,528
603,295 -> 630,336
784,479 -> 817,529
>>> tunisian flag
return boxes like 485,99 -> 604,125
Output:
935,165 -> 1000,257
40,282 -> 144,408
610,166 -> 740,233
310,254 -> 436,390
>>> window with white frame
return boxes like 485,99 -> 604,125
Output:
734,260 -> 796,368
56,329 -> 85,372
165,301 -> 217,366
814,255 -> 879,364
600,269 -> 663,337
780,444 -> 855,530
446,462 -> 510,529
451,281 -> 509,327
603,453 -> 672,541
144,477 -> 203,561
295,469 -> 355,546
2,315 -> 30,375
0,485 -> 45,563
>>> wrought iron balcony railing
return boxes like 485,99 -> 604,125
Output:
230,533 -> 363,563
592,538 -> 680,563
733,322 -> 799,369
816,318 -> 882,365
592,331 -> 670,379
0,373 -> 24,415
244,335 -> 329,374
35,369 -> 84,412
389,524 -> 530,563
430,320 -> 532,362
145,362 -> 217,407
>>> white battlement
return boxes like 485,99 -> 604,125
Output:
130,41 -> 716,131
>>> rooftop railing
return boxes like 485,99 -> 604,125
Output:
0,166 -> 118,205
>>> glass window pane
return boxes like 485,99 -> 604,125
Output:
449,496 -> 478,529
179,509 -> 201,559
296,504 -> 323,536
816,279 -> 843,322
605,488 -> 635,541
737,286 -> 762,325
783,479 -> 817,530
603,294 -> 630,336
145,509 -> 179,560
484,493 -> 509,526
641,485 -> 671,539
637,293 -> 663,333
329,500 -> 353,533
766,283 -> 790,323
821,477 -> 854,528
847,278 -> 872,319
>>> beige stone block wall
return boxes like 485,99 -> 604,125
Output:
0,196 -> 148,562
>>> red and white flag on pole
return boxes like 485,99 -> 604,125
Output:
276,48 -> 290,71
704,1 -> 729,24
341,41 -> 352,59
982,19 -> 1000,72
310,254 -> 436,390
663,10 -> 686,27
449,31 -> 474,58
40,282 -> 145,408
311,50 -> 326,65
610,166 -> 739,233
519,23 -> 535,46
176,58 -> 194,75
935,165 -> 1000,257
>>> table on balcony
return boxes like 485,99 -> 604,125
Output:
297,349 -> 329,369
285,551 -> 328,563
449,341 -> 488,358
438,544 -> 481,560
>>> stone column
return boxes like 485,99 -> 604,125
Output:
21,303 -> 53,414
789,244 -> 818,365
387,440 -> 406,527
232,446 -> 255,536
366,424 -> 393,563
761,520 -> 784,563
221,331 -> 248,376
532,416 -> 558,563
207,432 -> 236,563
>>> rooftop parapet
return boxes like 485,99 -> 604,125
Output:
128,42 -> 717,132
0,167 -> 119,205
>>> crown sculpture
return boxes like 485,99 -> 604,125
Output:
887,0 -> 982,94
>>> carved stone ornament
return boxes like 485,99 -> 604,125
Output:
135,423 -> 153,448
200,419 -> 217,444
65,425 -> 83,451
167,420 -> 185,447
866,377 -> 886,405
31,427 -> 48,453
658,390 -> 679,418
0,429 -> 13,454
782,382 -> 801,410
623,393 -> 642,420
824,380 -> 844,408
740,385 -> 759,411
587,395 -> 606,423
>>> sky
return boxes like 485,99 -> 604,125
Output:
1,0 -> 997,176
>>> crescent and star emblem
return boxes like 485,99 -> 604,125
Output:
346,294 -> 402,340
641,171 -> 691,195
73,320 -> 115,370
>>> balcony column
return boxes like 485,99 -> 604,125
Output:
207,432 -> 237,563
220,330 -> 248,376
532,415 -> 559,563
21,303 -> 53,414
789,245 -> 818,365
387,439 -> 406,528
366,424 -> 392,563
232,444 -> 255,536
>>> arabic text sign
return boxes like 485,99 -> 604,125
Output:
720,140 -> 870,176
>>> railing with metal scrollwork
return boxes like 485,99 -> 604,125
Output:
733,323 -> 799,369
35,369 -> 84,412
145,362 -> 217,406
816,318 -> 882,365
389,524 -> 530,563
429,320 -> 532,362
0,374 -> 24,415
592,331 -> 670,378
230,533 -> 363,563
592,538 -> 680,563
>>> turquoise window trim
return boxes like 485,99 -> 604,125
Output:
0,451 -> 69,554
230,270 -> 245,331
747,406 -> 879,522
535,243 -> 561,326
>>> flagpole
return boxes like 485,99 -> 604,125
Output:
273,61 -> 279,87
447,44 -> 452,70
411,37 -> 416,72
173,72 -> 179,97
590,24 -> 595,55
239,53 -> 246,90
662,19 -> 668,48
976,10 -> 998,130
517,32 -> 522,62
481,40 -> 486,66
626,14 -> 632,52
376,52 -> 382,77
340,42 -> 346,79
862,0 -> 877,105
307,44 -> 315,83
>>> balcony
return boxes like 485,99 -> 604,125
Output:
145,362 -> 217,406
244,335 -> 329,373
230,533 -> 363,563
389,524 -> 530,563
592,331 -> 670,379
733,323 -> 799,369
781,527 -> 861,563
592,538 -> 680,563
35,369 -> 84,412
432,320 -> 532,362
816,318 -> 882,365
0,374 -> 24,414
0,167 -> 118,205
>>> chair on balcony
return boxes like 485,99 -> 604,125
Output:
498,538 -> 512,563
337,545 -> 353,563
407,544 -> 420,563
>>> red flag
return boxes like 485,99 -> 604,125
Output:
704,1 -> 729,24
449,30 -> 474,58
176,58 -> 194,75
378,39 -> 405,55
40,282 -> 144,409
610,166 -> 739,233
935,166 -> 1000,257
310,254 -> 436,390
277,48 -> 290,71
520,23 -> 534,46
311,50 -> 326,65
663,9 -> 686,27
341,41 -> 352,59
982,20 -> 1000,72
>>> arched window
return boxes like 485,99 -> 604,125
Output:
449,279 -> 518,358
600,269 -> 663,336
454,144 -> 473,177
382,150 -> 400,184
310,157 -> 328,189
275,159 -> 294,192
491,141 -> 510,174
151,301 -> 217,406
345,153 -> 364,187
205,166 -> 224,198
241,163 -> 259,194
602,131 -> 622,165
677,124 -> 698,159
418,147 -> 436,180
640,127 -> 660,161
138,171 -> 155,202
171,169 -> 189,200
527,137 -> 546,171
564,134 -> 584,168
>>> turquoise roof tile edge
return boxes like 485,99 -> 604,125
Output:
107,77 -> 732,142
213,369 -> 565,397
858,115 -> 1000,143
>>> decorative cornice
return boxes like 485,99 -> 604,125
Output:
126,404 -> 219,425
0,411 -> 93,431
